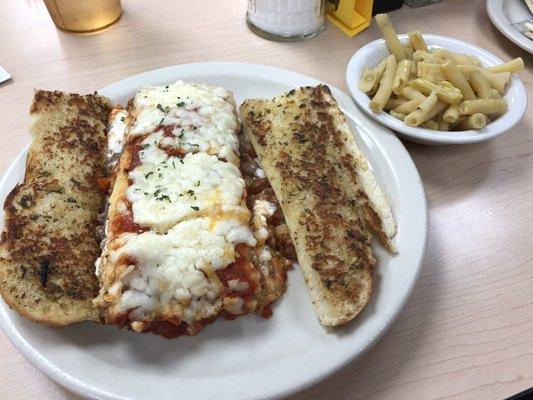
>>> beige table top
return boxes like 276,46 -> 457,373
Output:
1,0 -> 532,399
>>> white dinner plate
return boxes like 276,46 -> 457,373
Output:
487,0 -> 533,54
0,62 -> 427,400
346,35 -> 528,145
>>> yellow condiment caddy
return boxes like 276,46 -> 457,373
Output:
326,0 -> 374,37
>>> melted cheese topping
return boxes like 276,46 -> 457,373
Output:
129,81 -> 239,163
99,82 -> 258,328
251,200 -> 277,265
252,199 -> 277,244
109,218 -> 254,322
228,279 -> 249,292
107,109 -> 128,160
126,152 -> 250,232
254,167 -> 266,179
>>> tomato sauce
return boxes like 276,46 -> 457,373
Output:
147,315 -> 218,338
97,177 -> 111,193
216,245 -> 257,299
162,147 -> 186,158
162,125 -> 175,137
116,255 -> 137,266
149,321 -> 189,339
221,312 -> 239,321
261,305 -> 273,319
111,209 -> 147,234
126,135 -> 148,171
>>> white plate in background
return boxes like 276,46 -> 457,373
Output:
0,62 -> 427,400
487,0 -> 533,54
346,35 -> 528,145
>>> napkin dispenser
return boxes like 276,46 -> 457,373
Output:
326,0 -> 374,37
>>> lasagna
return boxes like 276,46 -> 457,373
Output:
94,81 -> 293,337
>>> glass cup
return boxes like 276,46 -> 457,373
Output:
43,0 -> 122,33
246,0 -> 326,42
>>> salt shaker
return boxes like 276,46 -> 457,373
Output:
246,0 -> 326,41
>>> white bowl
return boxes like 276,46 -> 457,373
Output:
346,34 -> 528,145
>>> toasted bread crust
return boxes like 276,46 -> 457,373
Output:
0,90 -> 111,325
241,85 -> 395,326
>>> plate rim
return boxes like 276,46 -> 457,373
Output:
487,0 -> 533,55
346,34 -> 528,145
0,62 -> 428,400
